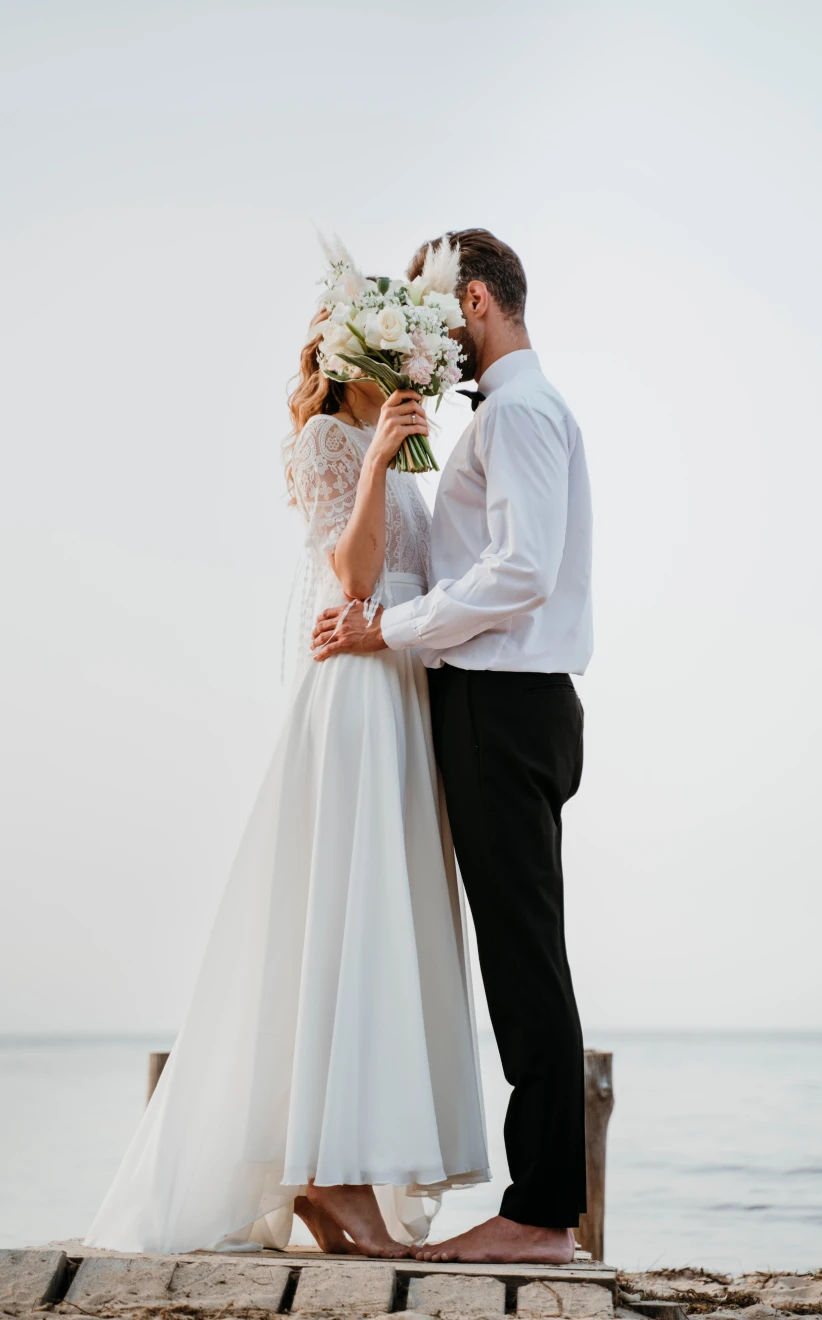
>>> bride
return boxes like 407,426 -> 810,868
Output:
84,299 -> 490,1259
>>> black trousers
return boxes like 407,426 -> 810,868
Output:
428,664 -> 587,1228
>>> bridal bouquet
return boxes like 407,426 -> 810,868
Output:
315,237 -> 466,472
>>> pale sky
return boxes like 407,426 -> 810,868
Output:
2,0 -> 821,1035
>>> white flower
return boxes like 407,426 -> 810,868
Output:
320,281 -> 349,308
365,304 -> 413,353
406,275 -> 428,306
320,320 -> 361,358
423,291 -> 465,330
330,300 -> 353,325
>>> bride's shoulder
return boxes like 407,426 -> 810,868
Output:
293,414 -> 367,474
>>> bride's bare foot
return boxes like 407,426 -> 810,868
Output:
412,1215 -> 576,1264
294,1194 -> 356,1255
306,1184 -> 410,1259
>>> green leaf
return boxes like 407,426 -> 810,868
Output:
337,353 -> 403,393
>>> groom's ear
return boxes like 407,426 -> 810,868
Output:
464,280 -> 490,318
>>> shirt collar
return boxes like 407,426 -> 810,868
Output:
478,348 -> 541,397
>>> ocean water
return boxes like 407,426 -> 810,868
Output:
1,1031 -> 820,1274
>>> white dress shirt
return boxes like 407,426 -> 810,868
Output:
380,349 -> 593,674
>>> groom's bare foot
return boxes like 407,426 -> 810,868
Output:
412,1216 -> 576,1263
294,1194 -> 355,1255
306,1183 -> 410,1259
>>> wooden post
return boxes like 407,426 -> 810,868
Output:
576,1049 -> 614,1262
146,1051 -> 170,1105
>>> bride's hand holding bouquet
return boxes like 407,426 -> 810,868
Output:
367,390 -> 429,470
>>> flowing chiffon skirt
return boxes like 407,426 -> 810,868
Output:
85,574 -> 489,1255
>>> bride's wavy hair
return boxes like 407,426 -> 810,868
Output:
283,309 -> 348,505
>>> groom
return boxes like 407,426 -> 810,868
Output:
312,229 -> 593,1264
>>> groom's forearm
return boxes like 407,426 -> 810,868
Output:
380,563 -> 549,654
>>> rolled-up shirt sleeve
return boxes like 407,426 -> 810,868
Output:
380,397 -> 571,653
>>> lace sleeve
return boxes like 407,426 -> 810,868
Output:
292,416 -> 363,552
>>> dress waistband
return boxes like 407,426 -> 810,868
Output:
386,572 -> 426,587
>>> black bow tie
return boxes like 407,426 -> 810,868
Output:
457,389 -> 486,412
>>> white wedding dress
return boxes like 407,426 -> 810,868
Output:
85,415 -> 490,1256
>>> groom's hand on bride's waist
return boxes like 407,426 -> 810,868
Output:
312,602 -> 388,660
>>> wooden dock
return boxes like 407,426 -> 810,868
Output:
1,1242 -> 618,1318
3,1244 -> 820,1319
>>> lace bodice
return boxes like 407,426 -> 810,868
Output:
292,414 -> 431,585
283,414 -> 431,673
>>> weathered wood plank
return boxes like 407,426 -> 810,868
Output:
169,1258 -> 291,1311
0,1248 -> 70,1310
407,1272 -> 506,1317
297,1257 -> 618,1292
518,1279 -> 614,1317
62,1256 -> 177,1312
291,1261 -> 396,1315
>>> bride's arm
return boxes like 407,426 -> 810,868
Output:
331,391 -> 427,600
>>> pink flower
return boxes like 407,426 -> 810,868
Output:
404,354 -> 433,385
402,328 -> 436,385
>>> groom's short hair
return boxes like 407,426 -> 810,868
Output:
408,228 -> 527,324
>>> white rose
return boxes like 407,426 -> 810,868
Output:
423,291 -> 465,330
422,331 -> 443,356
365,305 -> 413,353
321,320 -> 360,358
